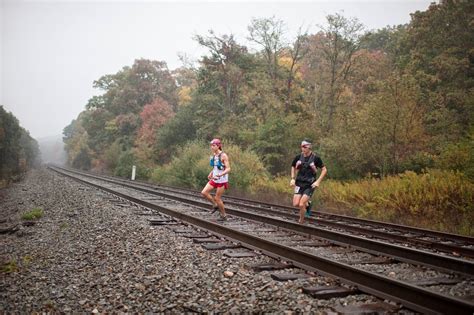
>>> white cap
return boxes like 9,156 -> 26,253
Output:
301,140 -> 312,147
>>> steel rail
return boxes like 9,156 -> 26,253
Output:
159,185 -> 474,245
138,179 -> 474,258
51,166 -> 474,276
57,165 -> 474,245
49,166 -> 474,315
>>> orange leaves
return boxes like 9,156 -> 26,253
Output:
137,97 -> 175,146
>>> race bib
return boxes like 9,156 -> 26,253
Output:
294,186 -> 300,193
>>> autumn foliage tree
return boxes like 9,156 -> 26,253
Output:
63,1 -> 473,185
135,97 -> 175,165
137,98 -> 175,146
63,59 -> 178,173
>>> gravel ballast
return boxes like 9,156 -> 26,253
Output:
1,168 -> 400,313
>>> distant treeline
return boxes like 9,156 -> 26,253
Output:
63,0 -> 473,183
0,106 -> 40,185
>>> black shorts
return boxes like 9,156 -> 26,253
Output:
294,184 -> 315,197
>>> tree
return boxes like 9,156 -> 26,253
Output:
63,115 -> 92,169
91,59 -> 178,115
281,27 -> 309,112
80,108 -> 114,154
192,31 -> 258,140
137,97 -> 175,146
247,16 -> 285,82
154,103 -> 198,164
0,106 -> 39,180
172,65 -> 198,108
194,31 -> 252,115
72,147 -> 92,170
247,17 -> 310,113
402,0 -> 474,145
64,58 -> 180,173
302,13 -> 365,135
360,25 -> 407,59
251,114 -> 300,174
351,74 -> 427,176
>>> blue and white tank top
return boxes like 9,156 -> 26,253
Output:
211,153 -> 228,183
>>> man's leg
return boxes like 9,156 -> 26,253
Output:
293,193 -> 303,223
298,194 -> 311,224
292,193 -> 302,208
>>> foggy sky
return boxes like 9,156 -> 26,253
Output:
1,0 -> 433,140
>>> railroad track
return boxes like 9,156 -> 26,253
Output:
49,166 -> 474,314
59,166 -> 474,262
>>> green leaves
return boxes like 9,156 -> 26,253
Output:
0,106 -> 39,181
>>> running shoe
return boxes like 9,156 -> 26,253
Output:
217,215 -> 227,222
211,205 -> 219,213
305,201 -> 313,218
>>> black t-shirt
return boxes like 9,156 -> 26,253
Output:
291,152 -> 324,185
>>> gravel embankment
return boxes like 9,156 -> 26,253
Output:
1,167 -> 391,313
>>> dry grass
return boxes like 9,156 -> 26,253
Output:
318,170 -> 474,236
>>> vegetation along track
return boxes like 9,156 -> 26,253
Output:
49,166 -> 474,314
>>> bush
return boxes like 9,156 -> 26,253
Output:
151,141 -> 209,188
251,175 -> 293,205
103,140 -> 122,171
114,151 -> 151,180
150,140 -> 270,192
71,147 -> 91,170
434,136 -> 474,180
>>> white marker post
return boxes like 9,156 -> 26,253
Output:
131,165 -> 136,181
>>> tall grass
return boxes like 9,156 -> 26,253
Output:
319,170 -> 474,236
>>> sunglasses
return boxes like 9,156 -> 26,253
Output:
301,145 -> 309,148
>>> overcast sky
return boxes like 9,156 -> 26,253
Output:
1,0 -> 433,140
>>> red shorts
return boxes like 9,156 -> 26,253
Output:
209,180 -> 229,189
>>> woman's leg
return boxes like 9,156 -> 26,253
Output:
214,186 -> 226,217
201,182 -> 216,207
